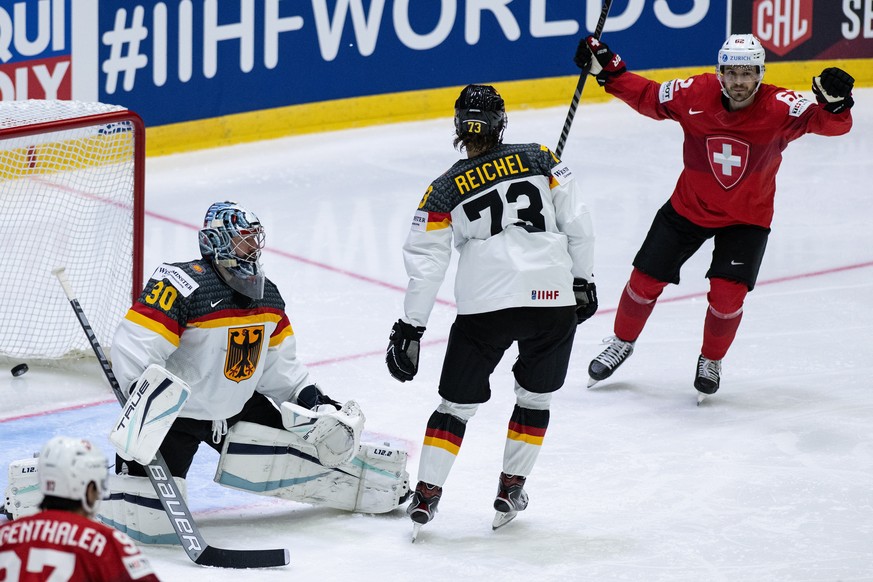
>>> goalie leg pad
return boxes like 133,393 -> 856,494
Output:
97,474 -> 187,546
110,364 -> 190,465
4,456 -> 41,520
280,400 -> 365,468
215,421 -> 408,513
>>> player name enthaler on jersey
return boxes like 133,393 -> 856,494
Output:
454,152 -> 530,195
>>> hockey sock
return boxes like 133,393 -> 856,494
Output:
614,269 -> 667,341
702,277 -> 748,360
418,409 -> 468,488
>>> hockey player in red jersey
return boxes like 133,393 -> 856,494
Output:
0,436 -> 160,582
386,85 -> 596,538
574,34 -> 854,401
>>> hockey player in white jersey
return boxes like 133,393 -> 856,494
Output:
385,85 -> 596,538
63,201 -> 409,543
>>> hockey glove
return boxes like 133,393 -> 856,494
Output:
812,67 -> 854,114
296,384 -> 341,412
573,278 -> 598,324
574,36 -> 626,86
386,319 -> 425,382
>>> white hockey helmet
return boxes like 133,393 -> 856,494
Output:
39,436 -> 108,514
716,34 -> 766,97
199,201 -> 266,299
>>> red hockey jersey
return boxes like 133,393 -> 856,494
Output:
605,72 -> 852,228
0,510 -> 159,581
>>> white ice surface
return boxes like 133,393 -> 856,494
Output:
2,89 -> 872,582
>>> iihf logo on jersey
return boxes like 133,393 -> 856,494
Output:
531,289 -> 560,300
706,136 -> 750,190
225,325 -> 265,382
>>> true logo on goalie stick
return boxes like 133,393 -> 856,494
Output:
224,325 -> 264,382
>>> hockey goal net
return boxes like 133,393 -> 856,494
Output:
0,100 -> 144,362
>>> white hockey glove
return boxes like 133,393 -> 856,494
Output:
109,364 -> 191,465
280,400 -> 365,468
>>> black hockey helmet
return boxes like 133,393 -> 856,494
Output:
453,84 -> 507,143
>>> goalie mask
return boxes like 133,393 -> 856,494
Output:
199,201 -> 266,299
716,34 -> 766,100
454,84 -> 507,151
39,436 -> 108,515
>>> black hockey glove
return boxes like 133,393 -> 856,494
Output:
386,319 -> 425,382
574,36 -> 626,86
812,67 -> 854,114
296,384 -> 341,411
573,278 -> 598,324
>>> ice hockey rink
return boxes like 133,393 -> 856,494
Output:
2,88 -> 872,581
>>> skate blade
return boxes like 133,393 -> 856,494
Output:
587,377 -> 600,388
492,510 -> 518,530
696,392 -> 707,406
411,523 -> 423,543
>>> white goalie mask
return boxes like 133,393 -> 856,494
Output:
39,436 -> 109,515
199,201 -> 266,299
716,34 -> 766,99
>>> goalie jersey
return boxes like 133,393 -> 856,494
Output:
110,260 -> 312,421
403,142 -> 594,327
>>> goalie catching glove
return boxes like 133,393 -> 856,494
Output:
812,67 -> 854,114
574,36 -> 626,86
280,389 -> 365,468
386,319 -> 425,382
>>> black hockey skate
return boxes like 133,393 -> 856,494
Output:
588,336 -> 635,387
694,355 -> 722,404
407,481 -> 442,542
492,473 -> 528,530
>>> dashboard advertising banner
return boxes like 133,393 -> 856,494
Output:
1,1 -> 727,128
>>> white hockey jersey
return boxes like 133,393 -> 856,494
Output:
402,142 -> 595,327
110,261 -> 312,421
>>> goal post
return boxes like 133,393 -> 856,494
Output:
0,100 -> 144,361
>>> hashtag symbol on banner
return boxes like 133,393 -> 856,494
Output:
102,6 -> 149,93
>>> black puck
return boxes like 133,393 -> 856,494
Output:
11,363 -> 28,377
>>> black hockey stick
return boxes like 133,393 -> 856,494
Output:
555,0 -> 614,158
53,267 -> 289,569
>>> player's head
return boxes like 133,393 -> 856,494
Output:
199,201 -> 266,299
453,84 -> 507,153
38,436 -> 108,516
716,34 -> 766,103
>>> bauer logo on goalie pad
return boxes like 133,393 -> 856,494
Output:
224,325 -> 264,382
110,365 -> 190,465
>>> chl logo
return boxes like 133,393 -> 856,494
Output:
752,0 -> 813,56
706,137 -> 750,190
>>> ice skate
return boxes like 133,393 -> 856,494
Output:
694,355 -> 722,403
407,482 -> 441,542
588,336 -> 635,387
492,473 -> 528,530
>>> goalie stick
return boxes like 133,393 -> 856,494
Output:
554,0 -> 614,158
52,267 -> 290,569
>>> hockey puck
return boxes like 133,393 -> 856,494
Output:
11,363 -> 28,377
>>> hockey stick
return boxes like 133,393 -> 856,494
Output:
554,0 -> 614,158
52,267 -> 289,569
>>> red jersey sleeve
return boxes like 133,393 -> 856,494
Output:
600,72 -> 853,228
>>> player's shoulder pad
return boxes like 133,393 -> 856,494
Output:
533,144 -> 573,185
149,262 -> 200,297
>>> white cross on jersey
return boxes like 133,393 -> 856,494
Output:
712,143 -> 742,175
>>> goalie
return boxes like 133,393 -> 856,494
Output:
59,201 -> 407,543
